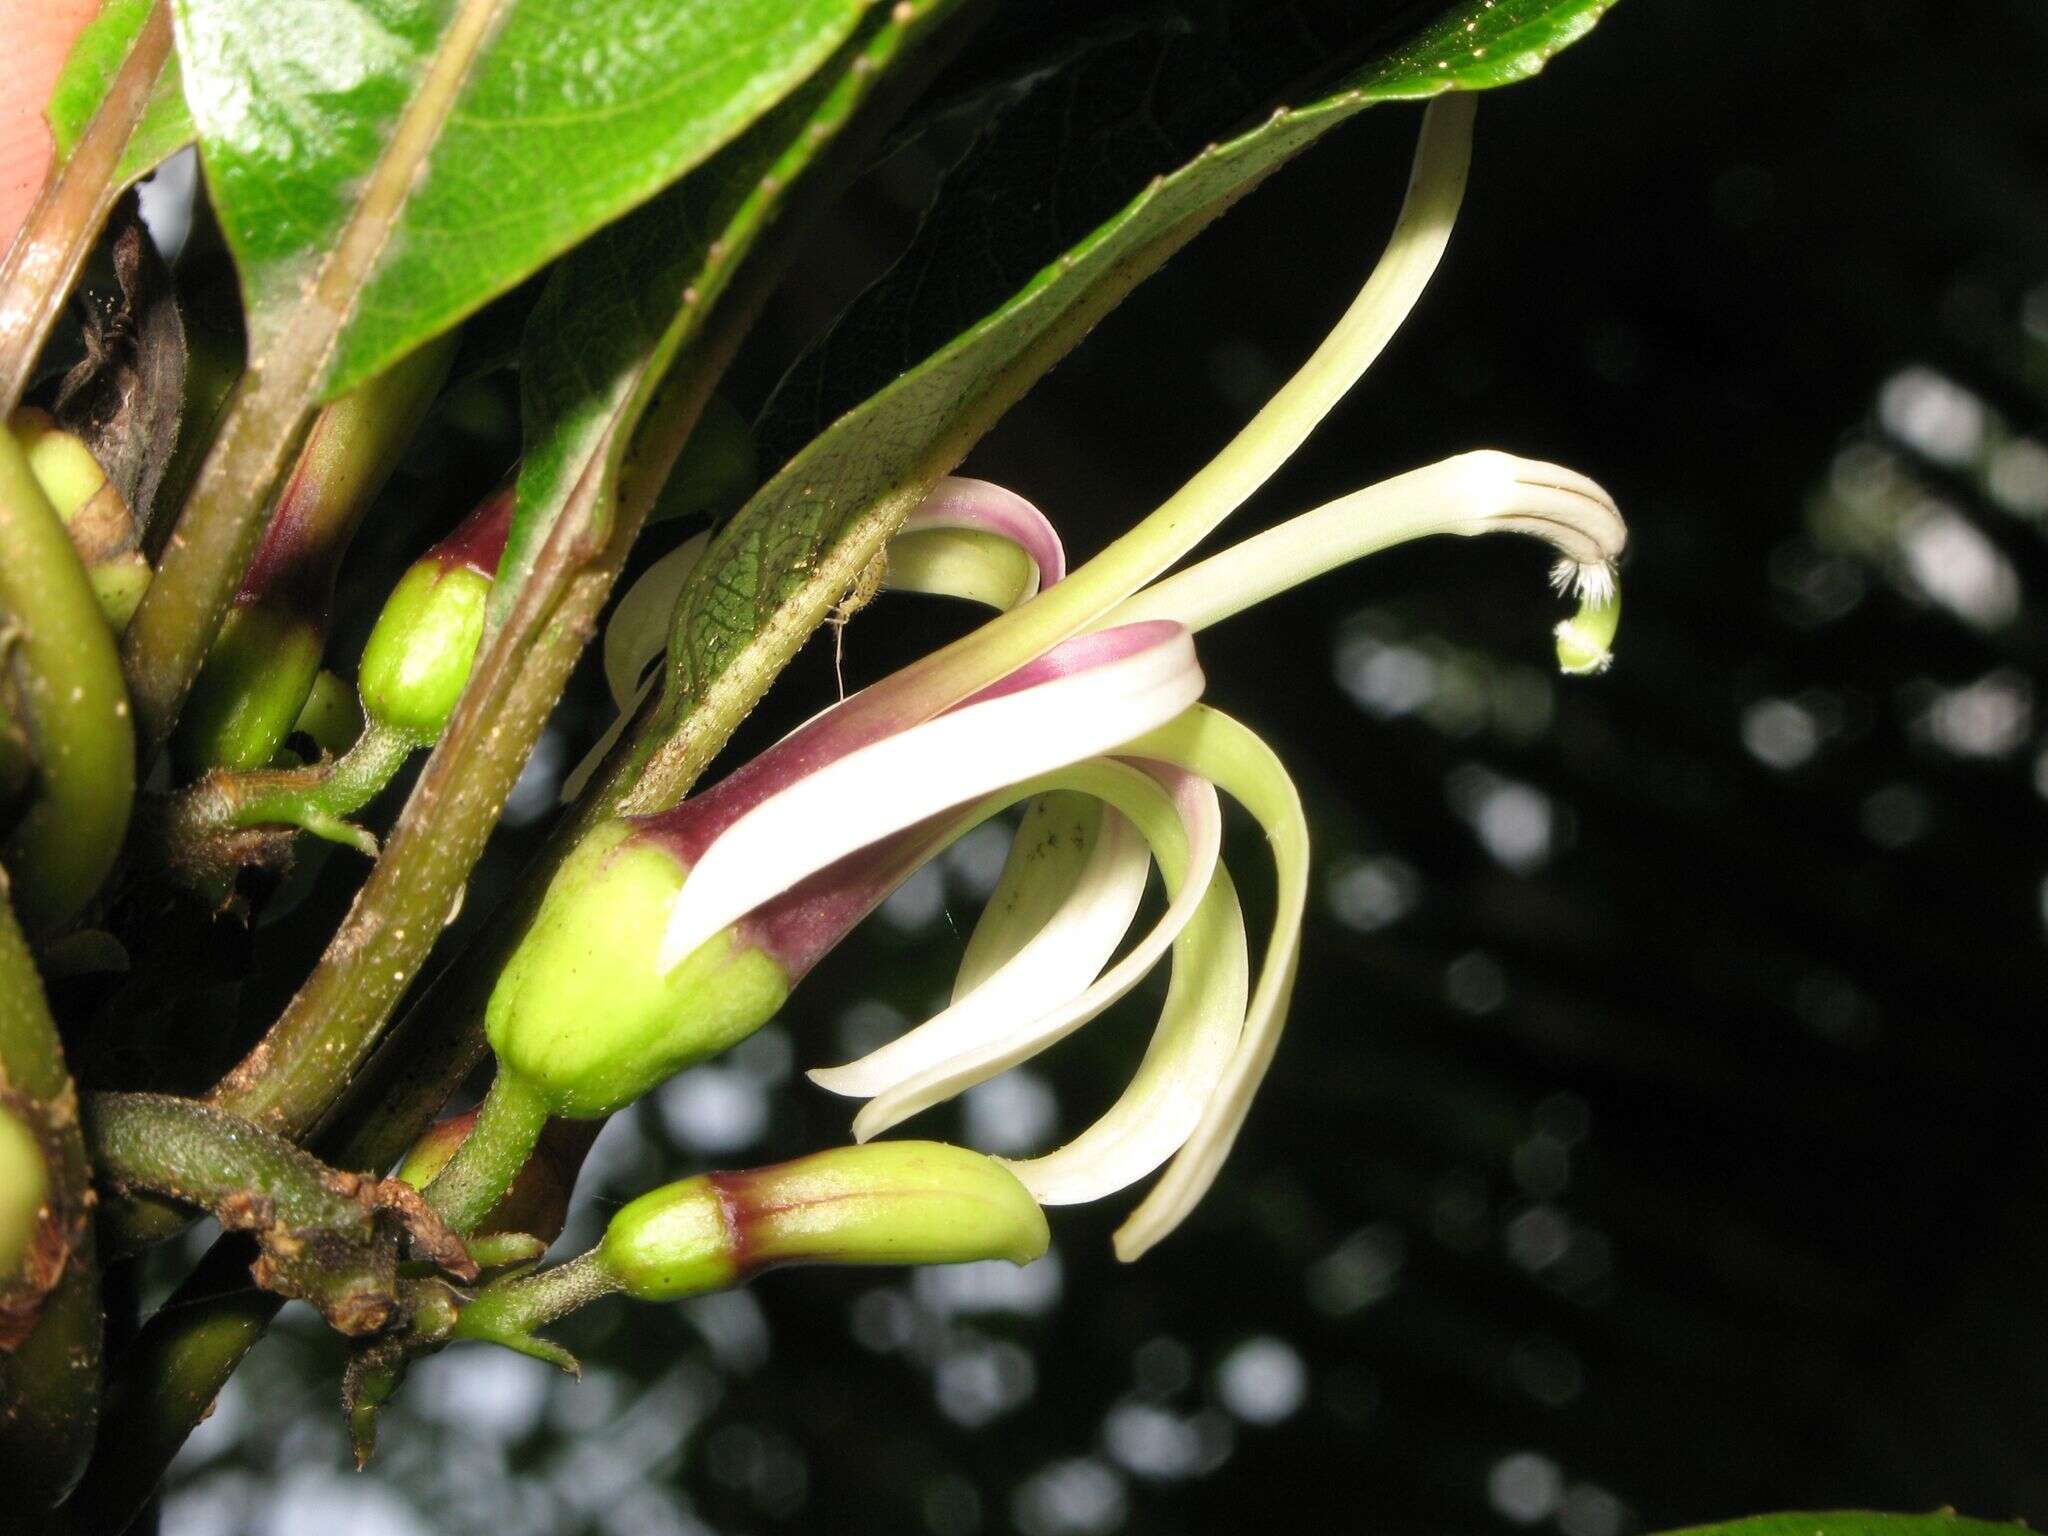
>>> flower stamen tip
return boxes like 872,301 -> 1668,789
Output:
1553,565 -> 1621,676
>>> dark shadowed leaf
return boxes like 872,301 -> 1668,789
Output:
643,0 -> 1619,789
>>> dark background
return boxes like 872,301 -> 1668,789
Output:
155,2 -> 2048,1533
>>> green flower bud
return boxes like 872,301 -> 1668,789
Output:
173,605 -> 326,773
12,409 -> 150,630
357,487 -> 511,740
356,558 -> 491,739
599,1142 -> 1049,1302
484,821 -> 790,1119
88,554 -> 151,633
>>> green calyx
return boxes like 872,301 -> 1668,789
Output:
172,604 -> 325,774
484,821 -> 791,1119
357,559 -> 492,740
600,1142 -> 1050,1302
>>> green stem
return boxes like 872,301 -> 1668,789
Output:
87,1094 -> 473,1291
0,428 -> 136,933
159,720 -> 419,868
0,0 -> 174,413
0,881 -> 101,1512
420,1072 -> 548,1236
451,1249 -> 619,1367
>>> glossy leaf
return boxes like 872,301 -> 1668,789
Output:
46,0 -> 192,188
1656,1517 -> 2031,1536
496,1 -> 960,635
172,0 -> 880,400
637,0 -> 1620,801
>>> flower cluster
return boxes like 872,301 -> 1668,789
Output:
443,94 -> 1627,1265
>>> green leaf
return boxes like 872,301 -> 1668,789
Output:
637,0 -> 1620,804
1655,1515 -> 2031,1536
47,0 -> 193,188
172,0 -> 882,400
496,1 -> 962,635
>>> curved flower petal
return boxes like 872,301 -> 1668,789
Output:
843,759 -> 1223,1141
601,479 -> 1060,726
657,622 -> 1205,973
1109,706 -> 1309,1262
889,475 -> 1067,607
1104,450 -> 1625,664
809,796 -> 1148,1099
953,791 -> 1113,1002
1006,856 -> 1249,1207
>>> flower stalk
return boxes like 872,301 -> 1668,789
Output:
152,482 -> 514,878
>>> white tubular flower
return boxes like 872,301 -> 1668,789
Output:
484,93 -> 1630,1262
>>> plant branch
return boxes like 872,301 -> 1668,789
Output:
0,424 -> 134,933
0,0 -> 173,414
149,720 -> 418,885
50,1240 -> 277,1536
0,876 -> 101,1512
87,1093 -> 475,1335
118,0 -> 508,758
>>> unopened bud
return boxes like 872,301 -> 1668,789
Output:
599,1142 -> 1049,1301
11,408 -> 106,523
358,488 -> 511,740
12,409 -> 148,629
